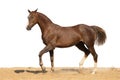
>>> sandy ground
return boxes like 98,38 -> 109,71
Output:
0,67 -> 120,80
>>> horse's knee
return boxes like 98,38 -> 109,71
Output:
38,53 -> 41,58
39,50 -> 44,57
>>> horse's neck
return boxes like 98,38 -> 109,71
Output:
37,13 -> 53,33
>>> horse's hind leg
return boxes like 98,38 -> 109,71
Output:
88,46 -> 98,74
76,42 -> 90,72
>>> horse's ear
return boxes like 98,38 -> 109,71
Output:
28,9 -> 31,13
34,8 -> 38,12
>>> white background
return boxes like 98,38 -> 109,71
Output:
0,0 -> 120,68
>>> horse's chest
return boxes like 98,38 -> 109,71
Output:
42,33 -> 55,45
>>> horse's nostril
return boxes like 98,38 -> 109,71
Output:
26,27 -> 31,30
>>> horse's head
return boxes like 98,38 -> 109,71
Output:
26,9 -> 38,30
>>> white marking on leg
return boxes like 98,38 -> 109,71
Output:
92,62 -> 97,74
79,55 -> 86,69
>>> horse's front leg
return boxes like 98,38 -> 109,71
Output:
49,50 -> 54,72
39,44 -> 54,72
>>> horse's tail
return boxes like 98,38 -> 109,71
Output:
91,26 -> 107,45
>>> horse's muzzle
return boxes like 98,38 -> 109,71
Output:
26,26 -> 31,30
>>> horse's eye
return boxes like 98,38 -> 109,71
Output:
28,15 -> 33,19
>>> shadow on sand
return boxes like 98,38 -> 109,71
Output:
14,68 -> 80,74
14,70 -> 47,74
61,68 -> 79,73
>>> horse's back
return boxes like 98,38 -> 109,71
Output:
55,26 -> 82,47
53,24 -> 95,47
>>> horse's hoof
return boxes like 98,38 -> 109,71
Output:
42,67 -> 47,73
51,70 -> 54,72
51,68 -> 54,72
42,70 -> 47,73
78,67 -> 83,73
91,71 -> 96,74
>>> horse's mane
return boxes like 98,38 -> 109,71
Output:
37,12 -> 53,24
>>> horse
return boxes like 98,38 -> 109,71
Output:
26,9 -> 106,74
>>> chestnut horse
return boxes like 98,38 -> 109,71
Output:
26,9 -> 106,74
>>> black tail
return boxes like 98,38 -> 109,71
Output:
91,26 -> 107,45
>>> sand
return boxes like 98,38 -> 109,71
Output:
0,67 -> 120,80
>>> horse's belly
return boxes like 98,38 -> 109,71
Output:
56,37 -> 80,48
